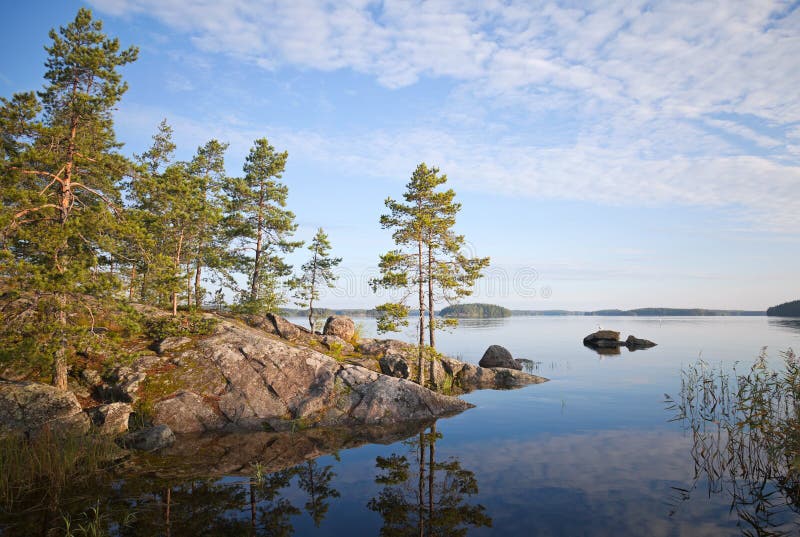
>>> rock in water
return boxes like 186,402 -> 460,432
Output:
323,316 -> 356,341
625,335 -> 657,349
0,380 -> 90,436
583,330 -> 621,346
479,345 -> 522,370
120,424 -> 175,451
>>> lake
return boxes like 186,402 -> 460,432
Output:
3,315 -> 800,536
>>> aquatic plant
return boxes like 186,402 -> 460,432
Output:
665,349 -> 800,536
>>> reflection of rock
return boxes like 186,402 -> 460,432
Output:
0,380 -> 90,436
119,424 -> 175,451
144,420 -> 437,477
625,335 -> 657,349
323,316 -> 356,341
479,345 -> 522,370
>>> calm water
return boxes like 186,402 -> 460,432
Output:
4,316 -> 800,536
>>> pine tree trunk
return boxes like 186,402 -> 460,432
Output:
194,262 -> 202,309
427,245 -> 436,388
53,295 -> 69,391
417,239 -> 425,385
251,184 -> 265,303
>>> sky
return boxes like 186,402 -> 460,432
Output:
1,0 -> 798,310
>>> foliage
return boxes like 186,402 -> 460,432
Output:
0,8 -> 137,388
226,138 -> 301,314
0,429 -> 123,513
289,228 -> 342,331
439,303 -> 511,318
371,163 -> 489,385
143,313 -> 218,340
665,349 -> 800,535
767,300 -> 800,318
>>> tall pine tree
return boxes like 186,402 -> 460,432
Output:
0,8 -> 137,388
372,163 -> 489,387
226,138 -> 301,313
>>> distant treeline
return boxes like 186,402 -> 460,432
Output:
440,303 -> 512,318
512,308 -> 764,316
767,300 -> 800,318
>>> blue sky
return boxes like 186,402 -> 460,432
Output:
1,0 -> 798,310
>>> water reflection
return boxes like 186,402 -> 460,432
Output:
0,422 -> 424,536
768,317 -> 800,335
368,423 -> 492,536
665,353 -> 800,536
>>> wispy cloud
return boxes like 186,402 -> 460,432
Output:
94,0 -> 800,232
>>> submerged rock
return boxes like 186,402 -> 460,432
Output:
479,345 -> 522,370
0,380 -> 90,436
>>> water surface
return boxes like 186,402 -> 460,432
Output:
3,316 -> 799,536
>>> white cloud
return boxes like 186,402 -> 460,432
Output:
94,0 -> 800,232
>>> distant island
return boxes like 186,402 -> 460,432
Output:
767,300 -> 800,317
511,308 -> 764,316
440,303 -> 512,318
277,306 -> 766,318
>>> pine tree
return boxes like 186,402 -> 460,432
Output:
188,140 -> 229,309
290,228 -> 342,331
372,163 -> 489,386
226,138 -> 301,314
0,8 -> 137,388
127,121 -> 201,315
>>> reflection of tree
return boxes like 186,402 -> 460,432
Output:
250,468 -> 300,537
296,460 -> 341,527
665,350 -> 800,536
368,423 -> 492,536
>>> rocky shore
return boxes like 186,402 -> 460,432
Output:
0,312 -> 548,449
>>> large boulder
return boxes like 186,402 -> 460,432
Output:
583,330 -> 621,346
267,313 -> 308,341
379,354 -> 411,379
359,338 -> 413,357
479,345 -> 522,370
323,316 -> 356,341
153,391 -> 227,434
321,334 -> 355,354
87,402 -> 132,434
143,318 -> 472,433
0,380 -> 90,436
120,424 -> 175,451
